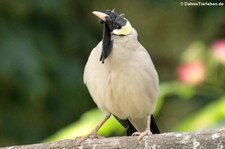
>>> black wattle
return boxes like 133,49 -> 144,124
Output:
100,23 -> 113,63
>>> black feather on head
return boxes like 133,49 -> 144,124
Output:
99,10 -> 127,63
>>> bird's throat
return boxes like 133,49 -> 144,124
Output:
100,23 -> 113,63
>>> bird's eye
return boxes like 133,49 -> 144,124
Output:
116,24 -> 121,29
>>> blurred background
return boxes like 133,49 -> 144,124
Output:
0,0 -> 224,147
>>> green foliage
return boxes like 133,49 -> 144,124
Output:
159,40 -> 224,132
45,109 -> 125,142
176,96 -> 225,131
0,0 -> 97,145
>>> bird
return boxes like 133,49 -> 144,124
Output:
76,9 -> 160,145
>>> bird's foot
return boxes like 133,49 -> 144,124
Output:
75,114 -> 110,146
75,132 -> 99,146
132,130 -> 152,140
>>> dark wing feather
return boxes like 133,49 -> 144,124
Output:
150,115 -> 160,134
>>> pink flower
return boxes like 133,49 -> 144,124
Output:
211,39 -> 225,64
177,60 -> 206,85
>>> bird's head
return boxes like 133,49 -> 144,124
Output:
93,10 -> 132,36
92,10 -> 133,63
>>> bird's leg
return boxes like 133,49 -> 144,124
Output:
132,114 -> 152,140
76,114 -> 111,145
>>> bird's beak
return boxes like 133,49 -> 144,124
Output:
92,11 -> 109,21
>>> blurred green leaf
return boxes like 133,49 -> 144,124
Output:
175,95 -> 225,132
159,81 -> 196,100
44,108 -> 125,142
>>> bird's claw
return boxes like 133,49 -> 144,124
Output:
132,130 -> 152,140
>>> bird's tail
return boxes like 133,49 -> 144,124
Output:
127,115 -> 160,136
